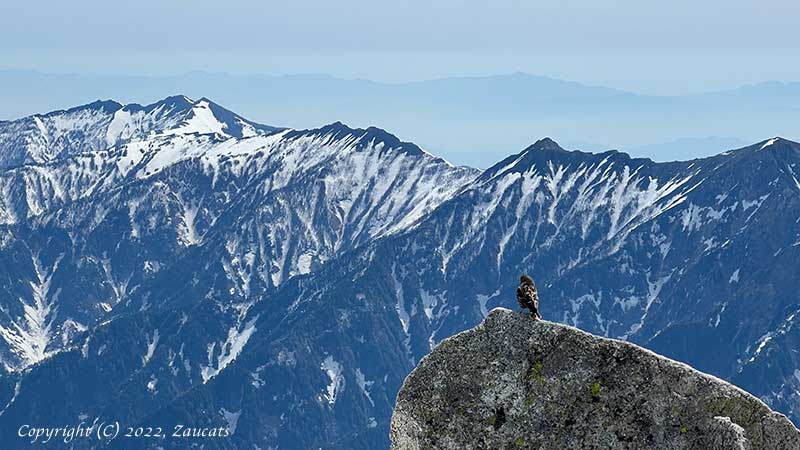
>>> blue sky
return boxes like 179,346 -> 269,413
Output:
2,0 -> 799,94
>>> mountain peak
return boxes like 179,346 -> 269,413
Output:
391,308 -> 800,450
317,121 -> 353,134
160,94 -> 194,107
41,99 -> 123,117
121,95 -> 194,114
297,122 -> 433,159
530,137 -> 564,151
757,136 -> 791,150
716,137 -> 800,163
480,137 -> 612,180
115,95 -> 282,139
0,95 -> 282,169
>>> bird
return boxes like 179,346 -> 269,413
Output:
516,274 -> 542,320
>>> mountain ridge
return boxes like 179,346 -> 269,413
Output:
5,96 -> 800,171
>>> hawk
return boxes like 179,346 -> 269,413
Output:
516,274 -> 542,320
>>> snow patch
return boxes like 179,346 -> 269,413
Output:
760,138 -> 779,150
729,269 -> 740,283
355,368 -> 375,406
568,293 -> 602,329
178,195 -> 201,246
391,264 -> 410,334
621,274 -> 671,339
297,252 -> 313,275
476,290 -> 500,318
201,316 -> 258,383
142,329 -> 159,367
220,408 -> 241,435
0,254 -> 63,368
251,366 -> 266,388
715,302 -> 728,328
320,356 -> 345,406
146,375 -> 158,394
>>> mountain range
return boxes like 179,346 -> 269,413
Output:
2,70 -> 800,166
0,96 -> 798,449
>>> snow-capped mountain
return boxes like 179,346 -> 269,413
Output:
0,95 -> 281,171
0,98 -> 798,449
0,97 -> 476,372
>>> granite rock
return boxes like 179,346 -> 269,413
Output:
391,308 -> 800,450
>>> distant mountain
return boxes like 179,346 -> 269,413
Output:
2,70 -> 799,166
0,95 -> 281,169
620,136 -> 750,162
0,99 -> 798,449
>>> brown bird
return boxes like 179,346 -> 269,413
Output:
516,275 -> 542,320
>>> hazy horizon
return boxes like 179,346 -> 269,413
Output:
3,67 -> 800,97
3,0 -> 800,96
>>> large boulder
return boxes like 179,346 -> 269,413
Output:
391,308 -> 800,450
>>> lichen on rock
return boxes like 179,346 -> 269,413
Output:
390,308 -> 800,450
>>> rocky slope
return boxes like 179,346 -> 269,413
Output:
391,308 -> 800,450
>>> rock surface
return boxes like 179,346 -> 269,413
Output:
390,308 -> 800,450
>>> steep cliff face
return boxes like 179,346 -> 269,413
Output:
391,308 -> 800,450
